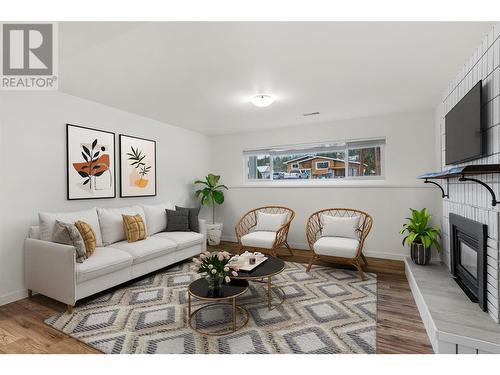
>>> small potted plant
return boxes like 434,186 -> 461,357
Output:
400,208 -> 441,265
195,173 -> 228,245
190,251 -> 239,295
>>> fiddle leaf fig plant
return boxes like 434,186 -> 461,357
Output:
400,208 -> 441,251
194,174 -> 228,224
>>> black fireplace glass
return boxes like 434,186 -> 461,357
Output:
459,241 -> 477,279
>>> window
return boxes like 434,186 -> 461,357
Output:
316,161 -> 329,169
245,138 -> 385,181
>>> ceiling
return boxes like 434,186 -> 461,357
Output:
59,22 -> 495,135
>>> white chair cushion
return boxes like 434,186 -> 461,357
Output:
154,231 -> 204,250
39,208 -> 103,246
76,247 -> 133,283
321,214 -> 360,239
142,202 -> 175,235
313,236 -> 360,258
110,237 -> 177,264
97,206 -> 146,246
254,212 -> 287,232
241,231 -> 277,249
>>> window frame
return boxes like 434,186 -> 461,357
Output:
244,137 -> 386,183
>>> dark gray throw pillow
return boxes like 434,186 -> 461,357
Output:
175,205 -> 201,233
165,209 -> 190,232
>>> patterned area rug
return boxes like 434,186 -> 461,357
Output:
45,261 -> 377,354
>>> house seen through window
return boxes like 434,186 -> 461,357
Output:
245,138 -> 385,181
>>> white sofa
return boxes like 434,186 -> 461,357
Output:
24,204 -> 206,313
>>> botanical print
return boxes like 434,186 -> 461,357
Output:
120,134 -> 156,197
67,124 -> 115,200
126,146 -> 152,188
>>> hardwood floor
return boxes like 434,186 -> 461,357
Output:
0,242 -> 432,354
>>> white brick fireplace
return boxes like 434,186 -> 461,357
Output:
438,23 -> 500,323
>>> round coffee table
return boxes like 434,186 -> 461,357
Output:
233,255 -> 286,310
188,278 -> 249,336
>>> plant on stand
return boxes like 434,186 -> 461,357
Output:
195,173 -> 228,246
191,251 -> 239,295
400,208 -> 441,265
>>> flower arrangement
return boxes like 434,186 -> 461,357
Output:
191,251 -> 239,290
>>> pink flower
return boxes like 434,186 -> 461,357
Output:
218,253 -> 224,261
231,271 -> 238,277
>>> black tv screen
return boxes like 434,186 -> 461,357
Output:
445,80 -> 483,165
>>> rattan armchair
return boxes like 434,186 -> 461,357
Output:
235,206 -> 295,257
306,208 -> 373,280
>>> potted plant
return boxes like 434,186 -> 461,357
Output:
400,208 -> 441,265
195,173 -> 228,246
190,251 -> 238,296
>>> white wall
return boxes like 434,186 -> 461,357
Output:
211,109 -> 441,259
438,23 -> 500,322
0,91 -> 211,305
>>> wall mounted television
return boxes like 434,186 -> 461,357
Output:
445,80 -> 483,165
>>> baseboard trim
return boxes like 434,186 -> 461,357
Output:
221,236 -> 407,261
0,288 -> 28,306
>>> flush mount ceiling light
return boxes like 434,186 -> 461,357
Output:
251,94 -> 275,107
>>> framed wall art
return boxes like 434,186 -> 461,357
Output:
66,124 -> 116,200
119,134 -> 157,197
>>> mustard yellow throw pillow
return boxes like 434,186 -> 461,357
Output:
74,220 -> 97,257
123,214 -> 147,243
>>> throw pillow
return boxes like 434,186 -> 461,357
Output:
142,202 -> 175,235
320,214 -> 360,239
254,212 -> 288,232
122,214 -> 147,243
175,205 -> 201,232
52,220 -> 87,263
165,209 -> 190,232
75,220 -> 97,256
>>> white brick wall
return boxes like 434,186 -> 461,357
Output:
439,23 -> 500,323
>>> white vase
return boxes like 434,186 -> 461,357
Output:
206,223 -> 223,246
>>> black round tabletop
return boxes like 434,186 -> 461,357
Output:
234,255 -> 285,279
189,278 -> 249,300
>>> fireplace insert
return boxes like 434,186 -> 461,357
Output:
449,213 -> 487,311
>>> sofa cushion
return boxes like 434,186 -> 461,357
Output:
313,236 -> 360,258
254,212 -> 287,232
142,202 -> 175,235
39,208 -> 103,246
76,247 -> 133,283
154,231 -> 204,250
240,231 -> 276,249
110,237 -> 177,264
97,206 -> 146,246
320,214 -> 360,239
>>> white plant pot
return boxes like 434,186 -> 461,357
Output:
206,223 -> 223,246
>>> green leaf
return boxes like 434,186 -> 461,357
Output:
206,173 -> 220,187
213,190 -> 224,204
